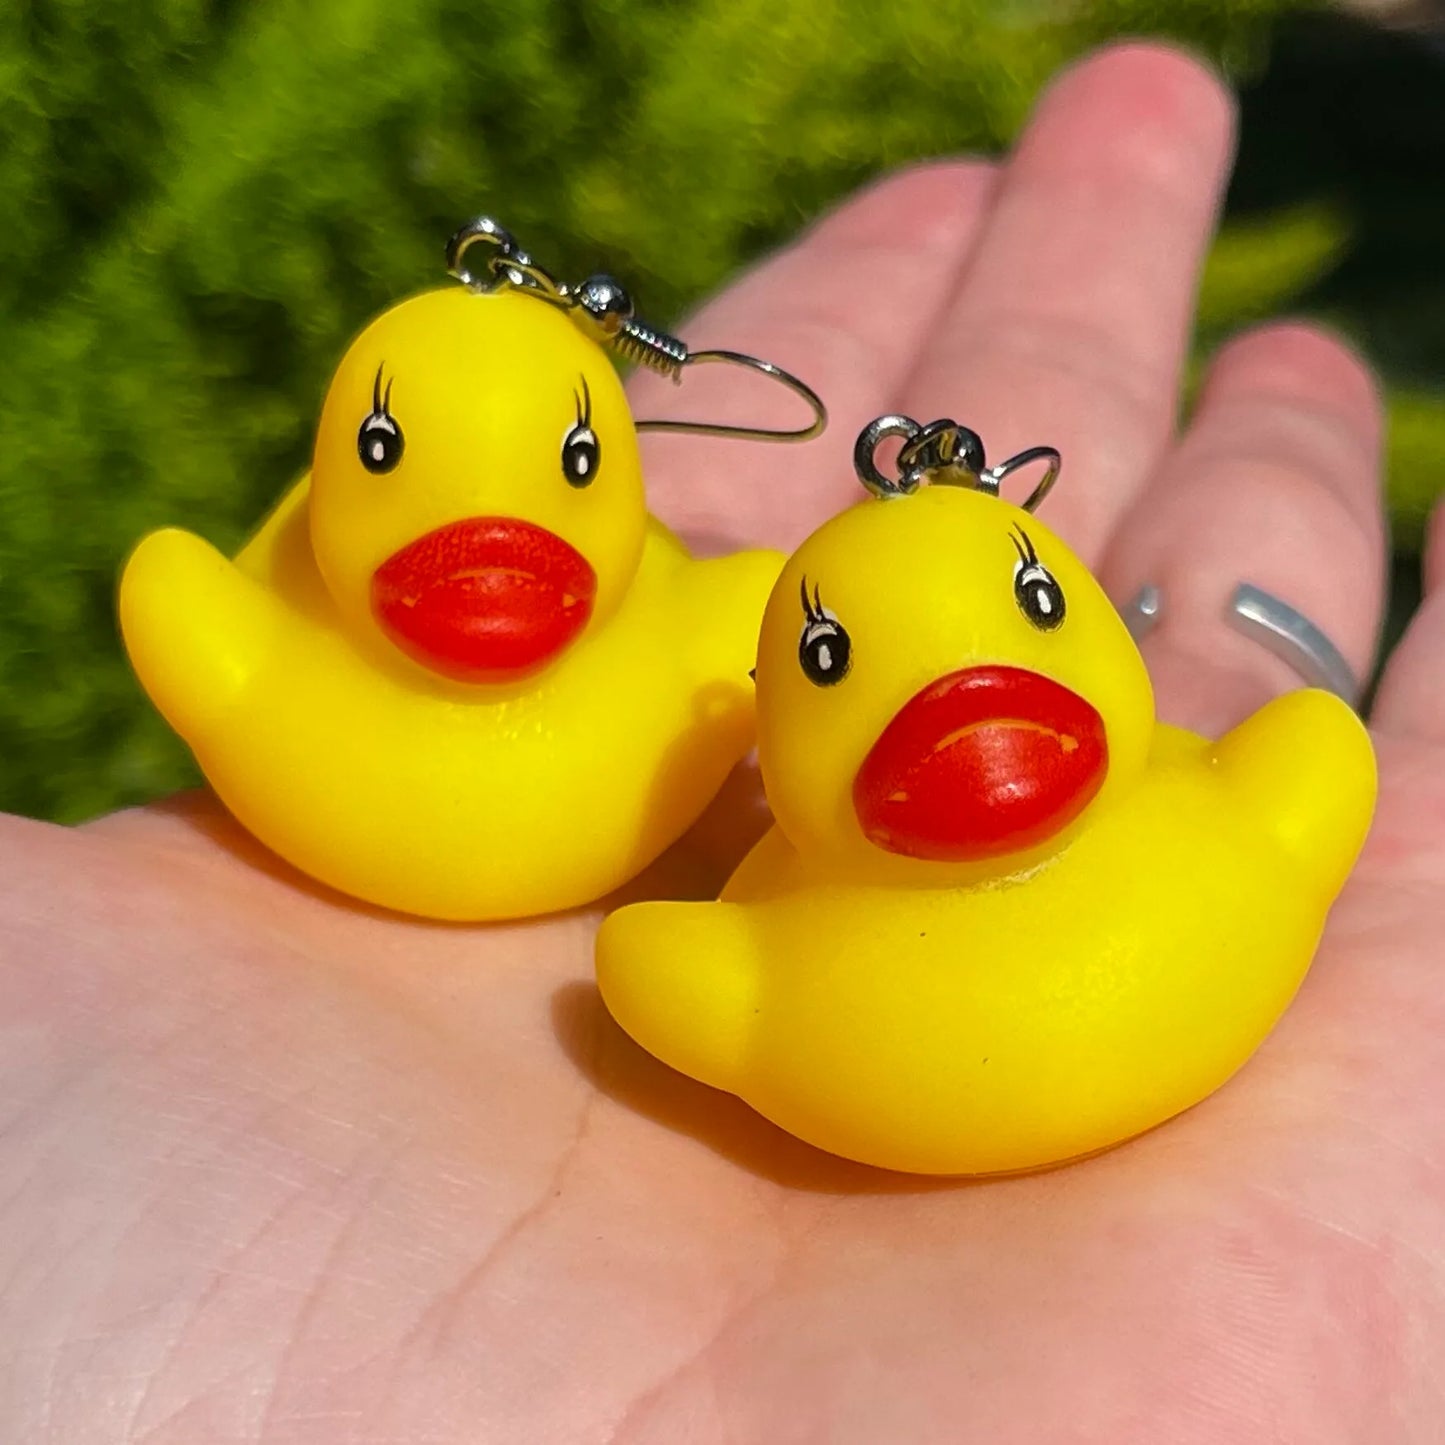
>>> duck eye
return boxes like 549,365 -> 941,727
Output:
561,420 -> 600,488
1010,525 -> 1065,632
799,618 -> 851,685
358,366 -> 403,475
358,415 -> 403,474
1014,561 -> 1065,631
797,579 -> 852,686
562,375 -> 601,488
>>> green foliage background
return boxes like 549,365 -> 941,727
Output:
0,0 -> 1441,821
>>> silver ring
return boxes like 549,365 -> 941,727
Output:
854,414 -> 924,496
445,216 -> 518,290
1122,582 -> 1360,706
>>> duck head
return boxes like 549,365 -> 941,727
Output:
754,484 -> 1155,880
309,287 -> 645,685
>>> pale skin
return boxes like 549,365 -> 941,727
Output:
3,41 -> 1444,1442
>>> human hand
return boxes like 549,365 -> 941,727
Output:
4,42 -> 1441,1442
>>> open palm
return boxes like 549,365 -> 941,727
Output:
5,45 -> 1444,1443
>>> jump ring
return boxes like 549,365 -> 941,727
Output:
854,415 -> 923,497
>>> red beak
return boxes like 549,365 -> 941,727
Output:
371,517 -> 596,683
853,665 -> 1107,861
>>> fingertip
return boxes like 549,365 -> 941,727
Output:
1423,499 -> 1445,596
1026,40 -> 1237,179
1198,320 -> 1384,446
1051,39 -> 1235,118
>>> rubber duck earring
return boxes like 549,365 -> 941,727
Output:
119,217 -> 824,921
597,413 -> 1376,1176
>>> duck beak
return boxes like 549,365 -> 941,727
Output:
372,516 -> 596,683
852,665 -> 1107,861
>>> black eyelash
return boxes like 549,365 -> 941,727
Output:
574,374 -> 592,425
800,575 -> 815,622
800,577 -> 832,624
372,364 -> 395,417
1010,524 -> 1038,567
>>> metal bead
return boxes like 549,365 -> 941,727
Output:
898,418 -> 987,490
948,425 -> 986,476
573,274 -> 635,336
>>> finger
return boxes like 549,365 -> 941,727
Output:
1370,505 -> 1445,741
1426,502 -> 1445,596
1102,321 -> 1386,736
631,160 -> 998,552
900,43 -> 1235,560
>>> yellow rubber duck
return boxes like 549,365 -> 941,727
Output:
597,418 -> 1377,1175
119,232 -> 792,921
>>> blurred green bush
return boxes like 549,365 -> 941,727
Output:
0,0 -> 1439,821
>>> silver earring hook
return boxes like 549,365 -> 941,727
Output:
445,217 -> 827,444
854,412 -> 1060,510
